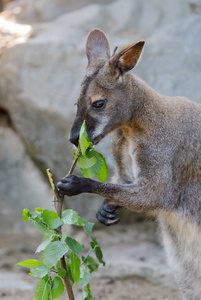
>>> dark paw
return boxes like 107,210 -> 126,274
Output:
96,204 -> 120,226
56,175 -> 82,196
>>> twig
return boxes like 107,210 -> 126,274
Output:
46,153 -> 82,300
46,169 -> 74,300
81,250 -> 92,266
46,169 -> 63,219
68,151 -> 82,175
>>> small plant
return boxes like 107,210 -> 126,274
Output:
16,121 -> 108,300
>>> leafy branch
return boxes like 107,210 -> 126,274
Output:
16,120 -> 108,300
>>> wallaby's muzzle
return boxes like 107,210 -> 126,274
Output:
69,131 -> 79,147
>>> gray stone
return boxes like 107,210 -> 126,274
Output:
0,271 -> 34,290
0,0 -> 201,223
137,14 -> 201,104
4,0 -> 115,22
86,223 -> 177,290
96,241 -> 177,290
0,127 -> 51,232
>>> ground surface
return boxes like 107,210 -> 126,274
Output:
0,222 -> 181,300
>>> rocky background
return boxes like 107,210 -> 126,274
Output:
0,0 -> 201,299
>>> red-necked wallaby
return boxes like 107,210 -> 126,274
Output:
57,29 -> 201,299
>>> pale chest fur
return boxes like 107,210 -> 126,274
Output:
122,138 -> 140,183
128,139 -> 140,182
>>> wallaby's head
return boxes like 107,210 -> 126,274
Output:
70,29 -> 145,146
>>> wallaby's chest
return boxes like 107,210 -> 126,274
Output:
128,139 -> 140,182
119,136 -> 140,183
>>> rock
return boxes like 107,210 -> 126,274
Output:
0,126 -> 51,233
137,14 -> 201,104
0,271 -> 34,290
0,0 -> 201,222
96,241 -> 177,290
4,0 -> 115,23
90,223 -> 177,290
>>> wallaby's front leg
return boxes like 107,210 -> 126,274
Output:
57,165 -> 173,212
56,176 -> 120,225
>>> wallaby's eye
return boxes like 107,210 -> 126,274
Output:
92,99 -> 107,110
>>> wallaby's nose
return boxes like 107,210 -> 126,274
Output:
69,133 -> 79,147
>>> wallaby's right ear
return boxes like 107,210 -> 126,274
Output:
86,29 -> 110,65
110,40 -> 145,76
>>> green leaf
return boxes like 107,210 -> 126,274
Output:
80,150 -> 102,179
89,150 -> 108,182
31,217 -> 53,235
82,219 -> 97,243
22,209 -> 30,222
84,296 -> 93,300
79,166 -> 99,179
82,283 -> 92,300
35,207 -> 43,214
79,121 -> 93,154
35,278 -> 51,300
90,241 -> 96,249
83,256 -> 99,273
94,246 -> 105,266
30,211 -> 38,219
83,219 -> 94,236
57,268 -> 66,277
77,120 -> 108,181
41,210 -> 63,230
16,259 -> 43,268
79,269 -> 91,286
81,149 -> 108,182
51,276 -> 65,299
69,250 -> 81,284
30,265 -> 50,278
77,154 -> 97,169
42,241 -> 68,268
96,152 -> 108,182
35,234 -> 55,253
84,295 -> 92,300
62,209 -> 84,226
65,237 -> 84,254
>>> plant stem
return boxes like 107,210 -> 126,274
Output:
47,169 -> 75,300
68,151 -> 81,175
81,250 -> 92,265
46,154 -> 81,300
60,257 -> 74,300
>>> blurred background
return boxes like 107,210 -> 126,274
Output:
0,0 -> 201,299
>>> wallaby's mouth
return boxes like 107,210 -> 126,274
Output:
92,133 -> 105,145
69,125 -> 105,148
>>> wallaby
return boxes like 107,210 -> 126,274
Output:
57,29 -> 201,300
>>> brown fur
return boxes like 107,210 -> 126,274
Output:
57,29 -> 201,300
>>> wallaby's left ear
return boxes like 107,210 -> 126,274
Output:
110,40 -> 145,75
86,29 -> 110,65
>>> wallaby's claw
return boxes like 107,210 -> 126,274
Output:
98,205 -> 118,219
107,218 -> 120,225
96,204 -> 120,226
103,206 -> 116,213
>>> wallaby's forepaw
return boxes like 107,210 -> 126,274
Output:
96,203 -> 120,226
57,175 -> 87,196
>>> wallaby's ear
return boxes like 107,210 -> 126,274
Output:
86,29 -> 110,65
110,40 -> 145,75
